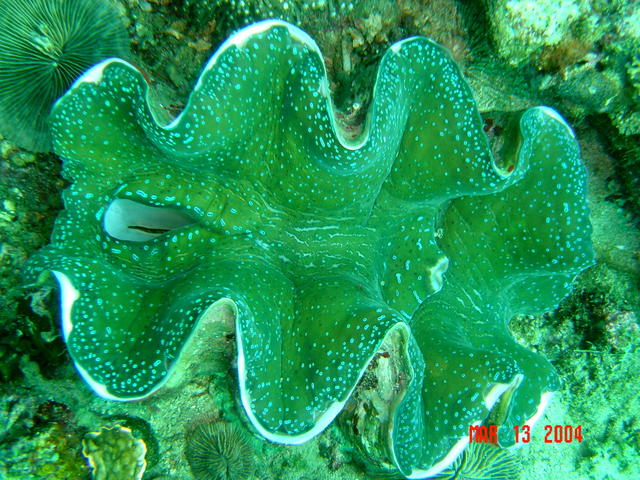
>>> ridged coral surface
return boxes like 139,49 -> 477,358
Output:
0,0 -> 128,152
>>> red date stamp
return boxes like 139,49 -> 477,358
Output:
469,424 -> 583,443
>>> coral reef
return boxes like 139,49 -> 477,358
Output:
103,415 -> 160,470
556,265 -> 639,354
483,0 -> 640,141
481,0 -> 640,227
82,425 -> 147,480
484,0 -> 600,68
0,2 -> 638,480
586,118 -> 640,226
507,121 -> 640,480
512,265 -> 640,480
126,0 -> 477,117
0,136 -> 64,383
0,397 -> 88,479
0,0 -> 129,152
24,19 -> 592,478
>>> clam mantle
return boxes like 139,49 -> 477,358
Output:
25,20 -> 594,478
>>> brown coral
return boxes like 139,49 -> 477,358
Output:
537,35 -> 593,75
82,425 -> 146,480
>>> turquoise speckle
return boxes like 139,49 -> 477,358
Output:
24,20 -> 593,478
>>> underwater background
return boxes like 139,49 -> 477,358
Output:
0,0 -> 638,479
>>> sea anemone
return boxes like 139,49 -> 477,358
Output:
185,420 -> 254,480
0,0 -> 128,152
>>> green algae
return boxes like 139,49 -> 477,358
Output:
0,140 -> 64,383
0,397 -> 89,479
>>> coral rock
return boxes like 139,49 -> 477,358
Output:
82,426 -> 146,480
